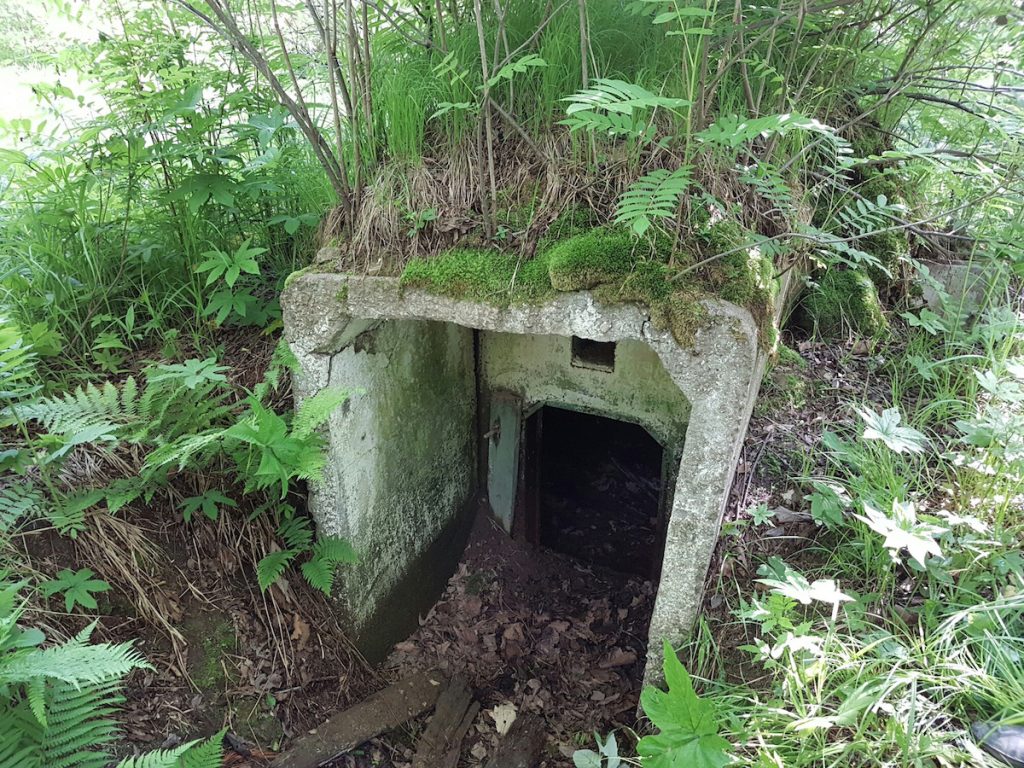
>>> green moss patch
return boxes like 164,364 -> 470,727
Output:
545,230 -> 638,291
800,268 -> 888,338
183,612 -> 237,691
398,222 -> 780,348
400,248 -> 555,304
858,172 -> 910,286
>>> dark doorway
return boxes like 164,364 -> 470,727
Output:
522,406 -> 665,579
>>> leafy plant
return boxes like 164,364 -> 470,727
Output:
615,167 -> 694,236
180,491 -> 237,523
637,640 -> 733,768
573,732 -> 622,768
857,407 -> 929,455
40,570 -> 111,613
854,500 -> 947,569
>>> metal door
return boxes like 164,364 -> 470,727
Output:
486,392 -> 523,533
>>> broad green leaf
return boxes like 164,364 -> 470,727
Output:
637,640 -> 732,768
41,568 -> 112,612
857,407 -> 929,454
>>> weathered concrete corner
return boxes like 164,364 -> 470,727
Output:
282,273 -> 775,674
919,258 -> 1010,320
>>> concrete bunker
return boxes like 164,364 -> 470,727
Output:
282,273 -> 780,673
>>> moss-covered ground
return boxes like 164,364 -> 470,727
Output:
798,268 -> 888,338
396,219 -> 779,348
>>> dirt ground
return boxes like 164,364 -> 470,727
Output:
16,331 -> 892,766
378,510 -> 655,766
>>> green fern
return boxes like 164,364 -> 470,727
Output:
0,320 -> 39,410
10,380 -> 137,438
256,549 -> 295,591
0,484 -> 45,534
562,78 -> 688,117
696,112 -> 832,149
253,339 -> 301,401
615,166 -> 694,236
115,732 -> 224,768
177,733 -> 225,768
292,387 -> 350,439
559,79 -> 687,141
301,536 -> 358,596
277,513 -> 314,551
115,743 -> 196,768
0,622 -> 149,690
143,431 -> 224,476
0,585 -> 150,768
833,194 -> 906,245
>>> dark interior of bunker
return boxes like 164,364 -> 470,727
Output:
522,405 -> 666,579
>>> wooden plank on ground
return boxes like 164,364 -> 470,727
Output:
411,676 -> 480,768
483,713 -> 546,768
271,671 -> 445,768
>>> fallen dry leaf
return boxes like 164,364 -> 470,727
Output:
290,614 -> 311,651
489,702 -> 517,736
470,741 -> 488,760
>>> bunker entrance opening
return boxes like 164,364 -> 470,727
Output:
523,405 -> 666,580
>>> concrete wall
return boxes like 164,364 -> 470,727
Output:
479,332 -> 691,447
301,315 -> 477,659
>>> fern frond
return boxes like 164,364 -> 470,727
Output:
144,431 -> 225,474
177,731 -> 225,768
103,479 -> 143,515
834,194 -> 906,238
301,536 -> 357,596
26,676 -> 46,726
34,678 -> 122,768
116,743 -> 196,768
0,632 -> 149,689
255,339 -> 300,400
257,550 -> 295,592
0,701 -> 41,768
559,110 -> 656,141
615,166 -> 694,236
563,78 -> 688,116
0,678 -> 124,768
0,484 -> 45,533
292,387 -> 350,439
300,558 -> 333,595
116,733 -> 223,768
697,112 -> 833,149
11,380 -> 138,438
315,536 -> 358,565
277,515 -> 314,552
0,321 -> 39,407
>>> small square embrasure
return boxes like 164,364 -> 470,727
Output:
571,336 -> 615,371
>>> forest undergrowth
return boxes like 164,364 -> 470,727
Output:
0,0 -> 1022,766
